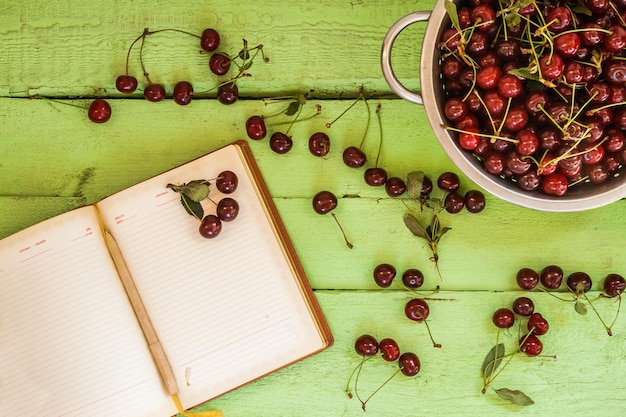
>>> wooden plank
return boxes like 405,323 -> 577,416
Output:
0,0 -> 433,98
0,97 -> 445,201
3,98 -> 626,292
202,290 -> 626,417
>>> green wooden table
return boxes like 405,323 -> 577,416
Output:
2,1 -> 625,416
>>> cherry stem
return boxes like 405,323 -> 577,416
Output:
325,86 -> 367,130
374,104 -> 383,168
582,292 -> 614,336
345,356 -> 369,399
608,295 -> 622,334
30,95 -> 88,110
138,29 -> 152,84
482,329 -> 515,393
423,319 -> 441,348
359,368 -> 401,411
331,212 -> 353,249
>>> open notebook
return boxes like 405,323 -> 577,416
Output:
0,141 -> 333,417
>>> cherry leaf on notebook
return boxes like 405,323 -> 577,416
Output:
167,179 -> 211,202
180,193 -> 205,220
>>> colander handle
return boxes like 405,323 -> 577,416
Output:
381,11 -> 431,105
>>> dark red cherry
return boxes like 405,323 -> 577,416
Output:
200,28 -> 220,52
538,53 -> 564,80
144,83 -> 166,102
246,115 -> 267,140
88,99 -> 112,123
173,81 -> 193,105
464,190 -> 485,213
437,171 -> 460,191
444,191 -> 464,213
512,296 -> 534,316
115,75 -> 138,94
342,146 -> 366,168
209,53 -> 231,76
402,269 -> 424,289
217,83 -> 238,105
309,132 -> 331,157
216,170 -> 238,194
541,172 -> 569,196
385,177 -> 406,197
199,214 -> 222,238
216,197 -> 239,222
547,6 -> 572,32
355,334 -> 379,356
492,308 -> 515,328
312,190 -> 337,214
604,273 -> 626,297
379,338 -> 401,362
540,265 -> 564,289
519,333 -> 543,356
517,267 -> 539,290
527,312 -> 549,335
373,263 -> 396,288
364,167 -> 388,186
405,298 -> 430,322
566,271 -> 592,293
269,132 -> 293,154
398,352 -> 420,376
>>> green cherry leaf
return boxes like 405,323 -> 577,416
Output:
404,213 -> 428,240
495,388 -> 535,406
482,343 -> 505,380
406,171 -> 425,200
574,300 -> 588,315
444,0 -> 461,32
504,12 -> 521,27
285,101 -> 301,116
570,4 -> 592,16
180,194 -> 204,220
171,180 -> 211,202
238,48 -> 251,60
507,67 -> 537,81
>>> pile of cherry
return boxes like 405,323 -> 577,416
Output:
440,0 -> 626,196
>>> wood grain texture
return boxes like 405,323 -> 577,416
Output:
2,0 -> 626,415
204,290 -> 626,417
0,0 -> 432,98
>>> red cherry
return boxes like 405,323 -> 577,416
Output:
527,312 -> 549,335
379,338 -> 401,362
199,214 -> 222,238
88,99 -> 112,123
217,83 -> 238,105
519,333 -> 543,356
209,52 -> 231,76
173,81 -> 193,105
541,172 -> 569,196
354,334 -> 379,356
115,75 -> 138,94
200,28 -> 220,52
398,352 -> 420,376
245,115 -> 267,140
405,298 -> 430,322
492,308 -> 515,328
144,83 -> 166,102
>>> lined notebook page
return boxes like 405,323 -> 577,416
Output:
0,206 -> 176,417
97,143 -> 325,408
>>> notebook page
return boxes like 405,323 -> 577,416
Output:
0,206 -> 176,417
97,143 -> 325,408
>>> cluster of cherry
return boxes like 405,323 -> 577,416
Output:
87,27 -> 268,123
